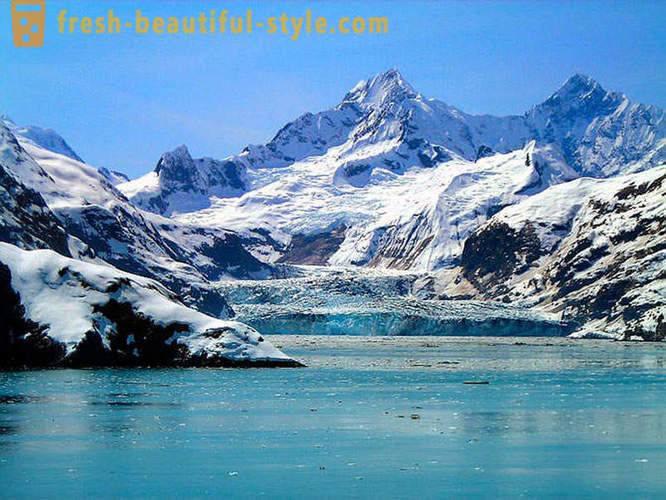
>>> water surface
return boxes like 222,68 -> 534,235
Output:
1,336 -> 665,498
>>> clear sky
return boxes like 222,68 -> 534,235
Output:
2,0 -> 665,178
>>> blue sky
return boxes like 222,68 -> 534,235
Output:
2,0 -> 665,178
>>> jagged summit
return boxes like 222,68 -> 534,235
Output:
162,144 -> 190,158
541,73 -> 612,108
122,142 -> 246,216
155,145 -> 195,176
551,73 -> 606,97
344,68 -> 418,107
559,73 -> 602,93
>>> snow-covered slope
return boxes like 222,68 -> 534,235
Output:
98,167 -> 130,186
0,242 -> 300,368
444,166 -> 666,340
329,142 -> 577,270
2,115 -> 83,163
0,125 -> 72,255
119,70 -> 664,271
0,122 -> 271,316
135,140 -> 575,269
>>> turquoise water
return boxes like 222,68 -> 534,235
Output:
1,336 -> 666,499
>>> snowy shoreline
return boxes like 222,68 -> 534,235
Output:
0,243 -> 303,369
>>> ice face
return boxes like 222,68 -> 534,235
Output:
217,266 -> 566,337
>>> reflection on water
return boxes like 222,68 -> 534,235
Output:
1,336 -> 665,498
90,401 -> 182,408
0,424 -> 18,435
0,395 -> 42,404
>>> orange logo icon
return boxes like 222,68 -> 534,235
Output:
11,0 -> 45,47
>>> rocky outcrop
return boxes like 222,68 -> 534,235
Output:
455,167 -> 666,340
277,226 -> 347,265
0,263 -> 66,368
0,243 -> 301,369
461,221 -> 542,291
0,162 -> 71,256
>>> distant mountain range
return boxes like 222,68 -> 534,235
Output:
119,70 -> 664,268
1,70 -> 664,366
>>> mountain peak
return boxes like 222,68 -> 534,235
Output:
0,116 -> 83,162
344,68 -> 417,106
560,73 -> 602,93
371,68 -> 409,86
156,145 -> 191,166
171,144 -> 191,156
154,145 -> 197,181
544,73 -> 608,106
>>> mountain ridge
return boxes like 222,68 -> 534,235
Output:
121,70 -> 664,216
110,70 -> 663,275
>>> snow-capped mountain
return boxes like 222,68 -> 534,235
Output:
3,69 -> 664,342
119,70 -> 664,273
525,74 -> 665,177
433,166 -> 666,340
0,122 -> 270,316
1,115 -> 83,163
120,145 -> 247,216
0,242 -> 298,368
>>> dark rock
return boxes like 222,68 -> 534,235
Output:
0,263 -> 66,369
461,221 -> 542,291
0,162 -> 71,257
278,226 -> 347,265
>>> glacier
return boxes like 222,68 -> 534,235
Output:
217,266 -> 566,336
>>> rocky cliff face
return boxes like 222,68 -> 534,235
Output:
453,166 -> 666,340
